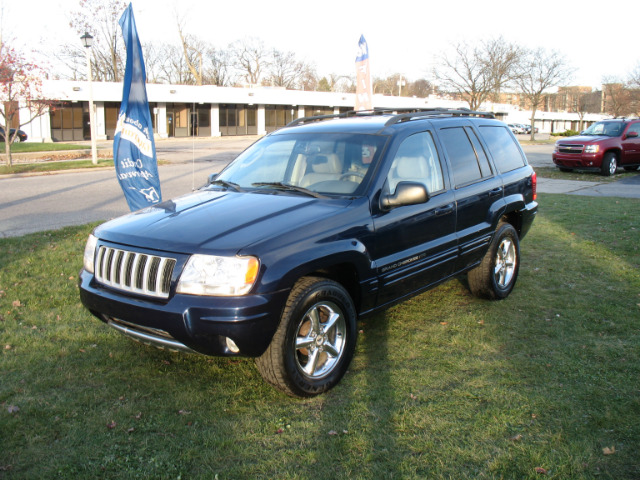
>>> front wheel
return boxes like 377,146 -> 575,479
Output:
468,222 -> 520,300
601,152 -> 617,176
256,277 -> 357,397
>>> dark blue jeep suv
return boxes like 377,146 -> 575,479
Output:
79,109 -> 538,397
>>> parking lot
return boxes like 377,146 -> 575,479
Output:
1,137 -> 638,238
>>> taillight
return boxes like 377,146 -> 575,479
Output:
531,171 -> 537,201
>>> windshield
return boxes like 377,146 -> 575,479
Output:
583,121 -> 625,137
215,132 -> 388,196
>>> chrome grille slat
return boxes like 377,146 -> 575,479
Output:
95,246 -> 176,299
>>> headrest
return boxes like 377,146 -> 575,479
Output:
310,154 -> 341,173
395,156 -> 418,178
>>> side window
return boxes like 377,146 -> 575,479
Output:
627,123 -> 640,136
387,131 -> 444,195
479,125 -> 526,173
439,126 -> 492,187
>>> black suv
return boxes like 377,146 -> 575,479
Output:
79,109 -> 538,397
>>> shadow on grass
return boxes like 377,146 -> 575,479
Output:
1,195 -> 639,478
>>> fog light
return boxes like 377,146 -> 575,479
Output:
225,337 -> 240,353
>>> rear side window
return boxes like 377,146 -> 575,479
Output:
439,126 -> 492,187
479,126 -> 527,173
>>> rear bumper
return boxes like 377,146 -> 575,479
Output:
79,269 -> 288,357
520,201 -> 538,239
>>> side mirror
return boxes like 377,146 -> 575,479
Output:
625,131 -> 638,138
207,173 -> 219,185
380,181 -> 429,210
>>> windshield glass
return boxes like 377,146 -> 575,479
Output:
583,121 -> 625,137
215,133 -> 388,196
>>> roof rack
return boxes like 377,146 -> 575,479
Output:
284,107 -> 495,129
384,108 -> 495,127
285,108 -> 397,128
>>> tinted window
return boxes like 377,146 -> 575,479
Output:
479,126 -> 526,173
439,127 -> 482,186
466,127 -> 493,177
387,131 -> 444,194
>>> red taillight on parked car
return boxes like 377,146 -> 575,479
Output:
531,171 -> 537,201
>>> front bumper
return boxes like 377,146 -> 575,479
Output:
79,269 -> 289,357
552,153 -> 602,170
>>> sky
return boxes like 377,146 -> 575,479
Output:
5,0 -> 640,89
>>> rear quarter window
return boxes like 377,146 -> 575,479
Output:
479,126 -> 527,173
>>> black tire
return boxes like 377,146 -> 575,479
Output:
558,167 -> 572,173
601,152 -> 617,176
256,276 -> 357,397
468,222 -> 520,300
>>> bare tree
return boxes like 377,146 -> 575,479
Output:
601,79 -> 633,117
176,19 -> 205,86
203,46 -> 234,86
561,87 -> 601,131
435,37 -> 520,110
297,63 -> 319,91
407,78 -> 436,98
69,0 -> 128,81
157,44 -> 193,85
264,49 -> 301,89
230,38 -> 266,86
515,48 -> 572,140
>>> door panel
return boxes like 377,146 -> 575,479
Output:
372,131 -> 457,307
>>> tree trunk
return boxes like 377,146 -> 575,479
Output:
529,109 -> 537,141
4,135 -> 12,167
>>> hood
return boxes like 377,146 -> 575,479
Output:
95,188 -> 352,255
558,135 -> 609,144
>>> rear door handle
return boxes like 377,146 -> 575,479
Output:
489,187 -> 503,197
435,204 -> 454,216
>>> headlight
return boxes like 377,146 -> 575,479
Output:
176,254 -> 259,296
584,145 -> 599,153
83,234 -> 98,274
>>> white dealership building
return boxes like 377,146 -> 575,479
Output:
16,80 -> 606,143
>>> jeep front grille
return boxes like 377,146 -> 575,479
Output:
95,246 -> 176,299
557,143 -> 584,154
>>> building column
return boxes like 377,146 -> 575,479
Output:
155,103 -> 168,138
19,101 -> 52,143
257,105 -> 266,136
211,104 -> 221,137
95,101 -> 107,140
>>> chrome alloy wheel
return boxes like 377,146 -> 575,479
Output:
494,237 -> 516,288
608,156 -> 617,176
294,301 -> 346,379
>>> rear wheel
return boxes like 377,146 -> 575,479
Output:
601,152 -> 617,176
468,222 -> 520,300
256,277 -> 357,397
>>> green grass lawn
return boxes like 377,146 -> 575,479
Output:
0,142 -> 88,153
0,158 -> 114,175
1,194 -> 639,479
535,167 -> 639,182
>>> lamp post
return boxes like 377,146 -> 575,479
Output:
80,32 -> 98,165
397,77 -> 406,97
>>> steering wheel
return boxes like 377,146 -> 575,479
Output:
339,172 -> 365,181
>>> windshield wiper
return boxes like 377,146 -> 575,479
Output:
210,179 -> 244,192
252,182 -> 325,198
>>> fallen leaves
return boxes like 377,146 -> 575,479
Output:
602,446 -> 616,455
534,467 -> 548,475
11,300 -> 22,308
7,405 -> 20,414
